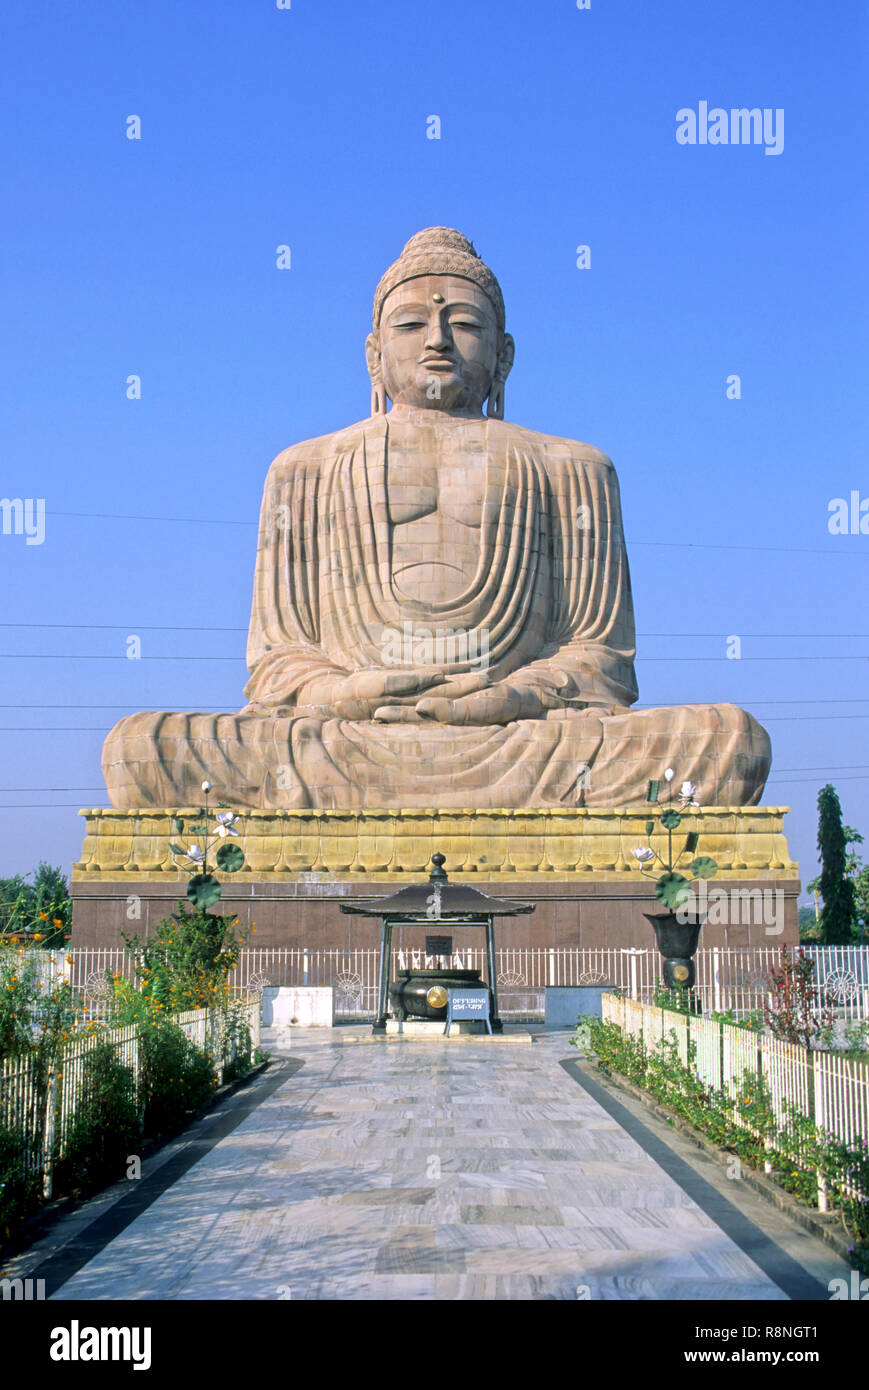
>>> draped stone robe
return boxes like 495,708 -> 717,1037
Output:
102,414 -> 771,809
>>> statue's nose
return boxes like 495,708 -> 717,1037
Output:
425,317 -> 453,353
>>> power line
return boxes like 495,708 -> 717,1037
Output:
0,698 -> 862,711
0,623 -> 248,632
0,697 -> 858,710
768,774 -> 869,784
0,655 -> 244,662
54,510 -> 254,528
3,621 -> 869,638
1,654 -> 866,664
638,634 -> 869,639
636,699 -> 869,707
760,715 -> 869,721
630,540 -> 868,558
6,761 -> 869,793
772,765 -> 869,774
635,656 -> 868,663
3,711 -> 869,731
39,510 -> 869,558
6,784 -> 869,807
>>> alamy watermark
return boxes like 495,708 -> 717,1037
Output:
676,103 -> 784,157
50,1322 -> 151,1369
1,1276 -> 45,1300
677,882 -> 784,936
380,623 -> 490,670
1,497 -> 45,545
828,491 -> 869,535
829,1273 -> 869,1300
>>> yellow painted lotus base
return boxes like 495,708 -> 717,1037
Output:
73,806 -> 798,884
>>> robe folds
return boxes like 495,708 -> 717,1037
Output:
102,414 -> 771,809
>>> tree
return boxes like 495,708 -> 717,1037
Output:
853,864 -> 869,944
811,786 -> 857,945
0,862 -> 71,948
807,816 -> 867,946
797,903 -> 820,943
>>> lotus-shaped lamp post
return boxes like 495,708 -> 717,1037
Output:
168,781 -> 246,911
631,769 -> 719,996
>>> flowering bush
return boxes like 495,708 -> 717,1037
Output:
0,951 -> 41,1060
116,903 -> 247,1017
0,948 -> 83,1064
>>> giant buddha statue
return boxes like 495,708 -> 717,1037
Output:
103,227 -> 771,810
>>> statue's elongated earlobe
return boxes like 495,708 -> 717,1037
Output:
487,383 -> 505,419
365,332 -> 387,415
487,332 -> 514,419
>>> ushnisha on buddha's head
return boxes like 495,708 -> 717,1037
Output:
365,227 -> 515,419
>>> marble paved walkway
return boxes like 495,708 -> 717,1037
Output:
19,1029 -> 853,1301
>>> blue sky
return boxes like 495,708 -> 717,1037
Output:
1,0 -> 867,890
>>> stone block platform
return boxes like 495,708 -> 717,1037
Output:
70,805 -> 799,948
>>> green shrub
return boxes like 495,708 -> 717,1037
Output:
0,951 -> 42,1060
216,999 -> 253,1082
0,1124 -> 41,1238
0,948 -> 86,1065
52,1041 -> 141,1195
139,1018 -> 216,1136
580,1009 -> 869,1235
651,982 -> 693,1014
121,903 -> 246,1014
707,1008 -> 763,1032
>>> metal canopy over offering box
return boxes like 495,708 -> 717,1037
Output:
340,853 -> 535,1032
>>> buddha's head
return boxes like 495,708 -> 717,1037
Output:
366,227 -> 515,418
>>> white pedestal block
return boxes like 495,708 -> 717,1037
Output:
385,1019 -> 488,1037
262,986 -> 335,1027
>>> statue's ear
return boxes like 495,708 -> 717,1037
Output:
365,332 -> 387,415
496,332 -> 515,384
487,333 -> 514,420
365,333 -> 381,383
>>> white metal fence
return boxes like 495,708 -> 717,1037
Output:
0,1002 -> 261,1200
62,944 -> 869,1023
602,993 -> 869,1209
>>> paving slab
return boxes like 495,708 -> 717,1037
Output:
7,1028 -> 854,1301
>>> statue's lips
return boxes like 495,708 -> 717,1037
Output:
420,358 -> 457,370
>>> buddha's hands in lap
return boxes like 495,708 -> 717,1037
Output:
374,680 -> 629,726
243,667 -> 629,725
300,668 -> 449,720
375,679 -> 545,726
